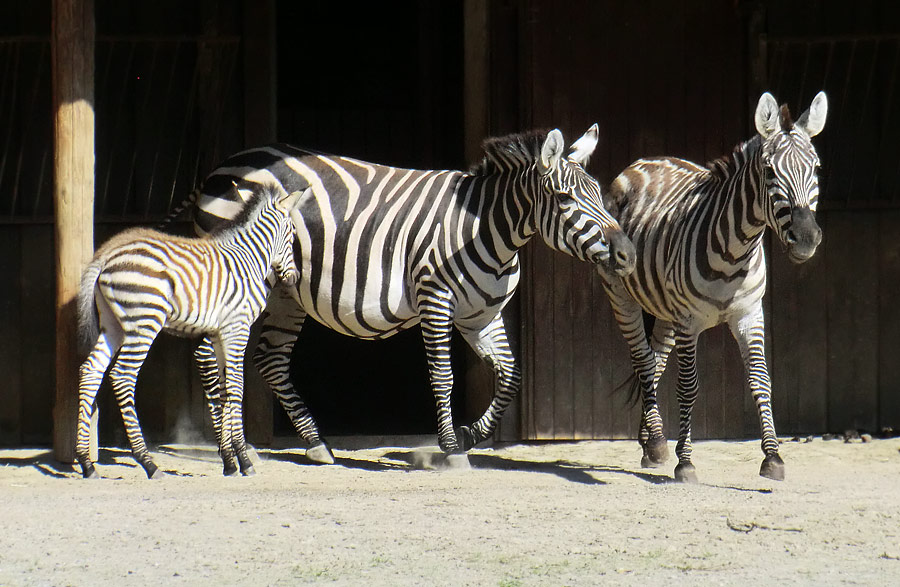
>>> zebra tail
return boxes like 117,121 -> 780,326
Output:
76,258 -> 104,357
156,188 -> 200,230
612,372 -> 643,408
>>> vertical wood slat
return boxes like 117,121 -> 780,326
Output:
826,211 -> 879,433
52,0 -> 96,463
878,210 -> 900,432
0,231 -> 22,445
21,227 -> 58,445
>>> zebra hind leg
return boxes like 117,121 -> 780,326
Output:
76,332 -> 119,479
254,287 -> 334,464
109,334 -> 164,479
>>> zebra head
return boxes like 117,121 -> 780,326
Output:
269,188 -> 303,288
754,91 -> 827,263
534,125 -> 636,276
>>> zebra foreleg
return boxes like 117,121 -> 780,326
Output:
602,281 -> 669,466
673,332 -> 700,483
76,332 -> 119,479
456,315 -> 521,450
728,307 -> 784,481
109,332 -> 163,479
419,292 -> 461,454
253,286 -> 333,464
193,338 -> 238,475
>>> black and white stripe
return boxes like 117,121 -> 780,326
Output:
598,92 -> 828,482
76,185 -> 303,479
186,126 -> 636,457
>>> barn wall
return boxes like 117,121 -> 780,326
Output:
516,0 -> 900,440
0,1 -> 244,447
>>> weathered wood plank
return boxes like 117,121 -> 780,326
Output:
826,211 -> 879,433
878,211 -> 900,432
21,226 -> 57,445
0,229 -> 23,445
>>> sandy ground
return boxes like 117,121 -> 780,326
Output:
1,437 -> 898,586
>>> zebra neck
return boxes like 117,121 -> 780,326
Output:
706,137 -> 768,264
217,211 -> 278,278
460,171 -> 535,262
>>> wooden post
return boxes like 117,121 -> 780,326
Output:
52,0 -> 96,463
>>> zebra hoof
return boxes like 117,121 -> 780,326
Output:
241,465 -> 257,477
142,461 -> 162,480
642,436 -> 669,467
223,463 -> 239,477
81,465 -> 99,480
454,426 -> 478,452
306,442 -> 335,465
674,462 -> 698,483
759,453 -> 785,481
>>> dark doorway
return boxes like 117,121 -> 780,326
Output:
274,1 -> 466,436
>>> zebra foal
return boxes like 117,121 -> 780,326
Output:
76,185 -> 304,479
598,92 -> 827,482
177,126 -> 636,459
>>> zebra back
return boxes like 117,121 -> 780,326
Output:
79,186 -> 302,353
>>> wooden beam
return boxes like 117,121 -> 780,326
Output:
52,0 -> 96,463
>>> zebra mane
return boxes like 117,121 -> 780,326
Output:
706,135 -> 763,179
469,129 -> 550,176
207,184 -> 280,239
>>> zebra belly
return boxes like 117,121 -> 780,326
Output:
623,265 -> 767,333
293,278 -> 419,339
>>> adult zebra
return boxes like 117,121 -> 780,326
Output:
76,186 -> 304,479
597,92 -> 827,482
181,126 -> 636,461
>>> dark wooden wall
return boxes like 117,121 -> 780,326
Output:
3,0 -> 898,448
514,0 -> 900,440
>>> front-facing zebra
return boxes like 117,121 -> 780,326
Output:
183,126 -> 636,459
598,92 -> 827,482
76,185 -> 304,479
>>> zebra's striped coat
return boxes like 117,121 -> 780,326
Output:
598,92 -> 827,482
185,127 -> 636,456
76,186 -> 303,479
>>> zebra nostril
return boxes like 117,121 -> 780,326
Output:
785,229 -> 798,245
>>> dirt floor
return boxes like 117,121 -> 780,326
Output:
1,436 -> 898,586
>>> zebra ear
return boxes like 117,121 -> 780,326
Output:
754,92 -> 780,139
538,129 -> 565,175
796,91 -> 828,137
276,188 -> 307,213
568,123 -> 599,166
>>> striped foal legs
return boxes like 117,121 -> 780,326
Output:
456,314 -> 522,450
194,337 -> 241,475
217,324 -> 255,476
76,332 -> 118,479
729,305 -> 784,480
109,331 -> 163,479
